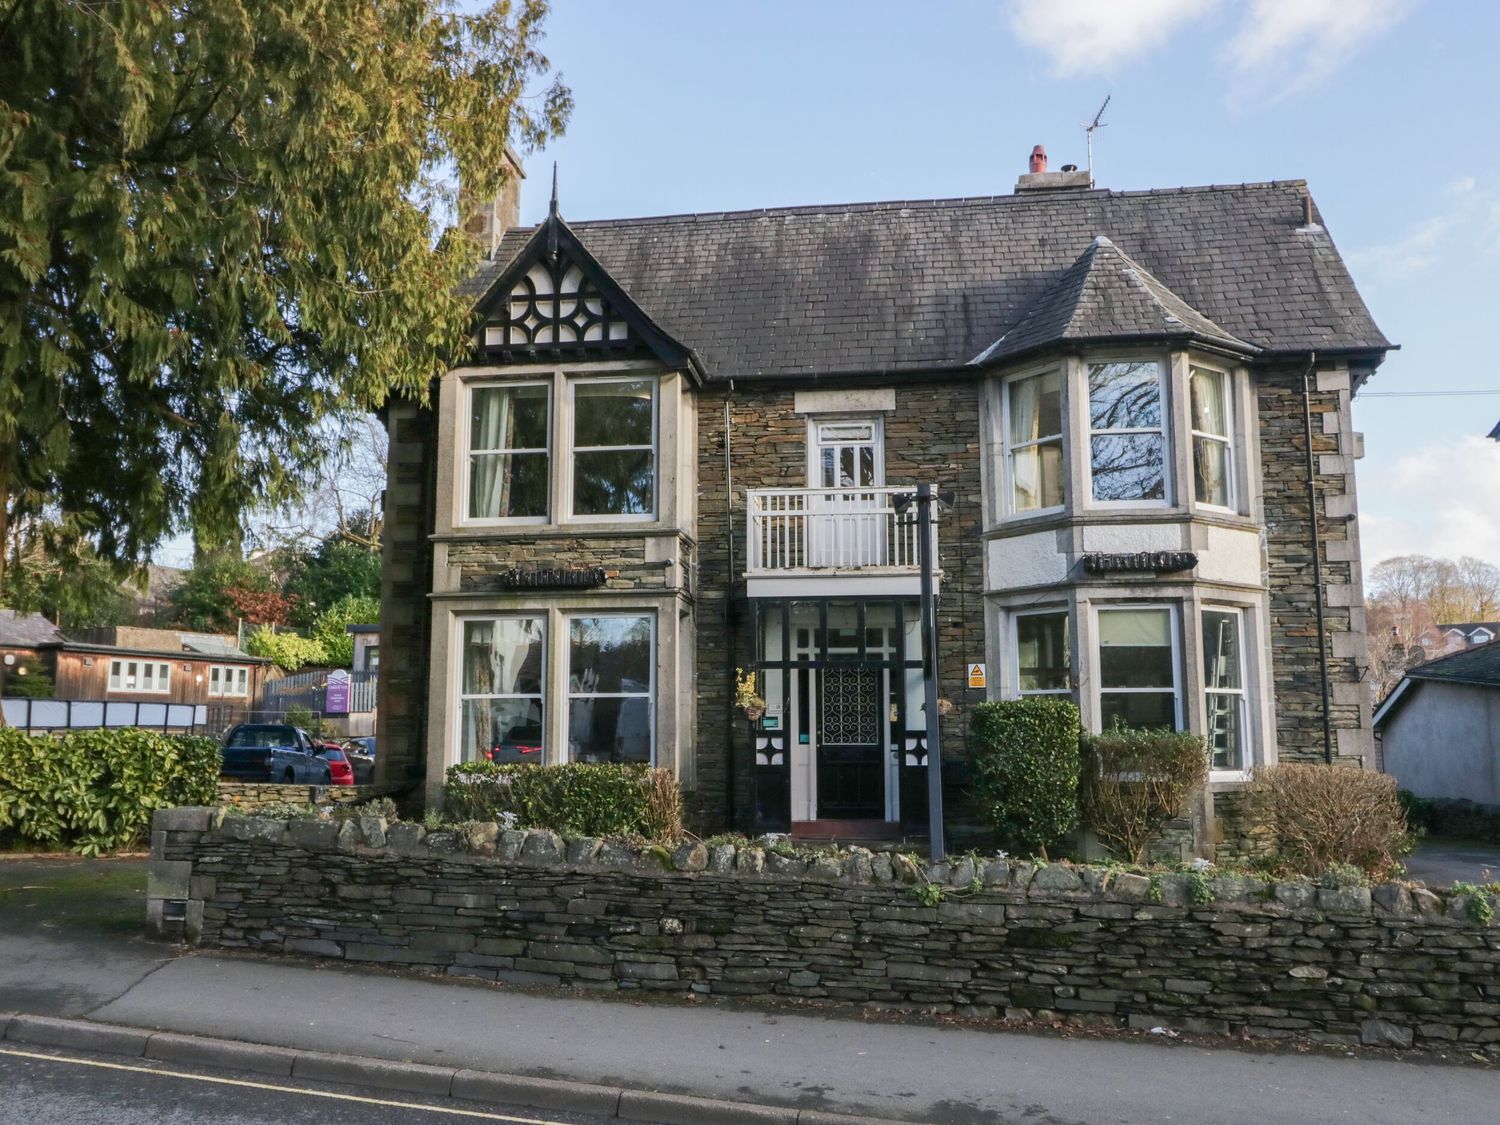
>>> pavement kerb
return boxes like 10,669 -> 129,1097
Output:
0,1013 -> 922,1125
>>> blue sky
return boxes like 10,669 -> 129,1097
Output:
507,0 -> 1500,569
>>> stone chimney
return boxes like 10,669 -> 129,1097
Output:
462,146 -> 527,259
1016,144 -> 1092,193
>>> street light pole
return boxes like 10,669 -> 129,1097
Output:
915,484 -> 946,861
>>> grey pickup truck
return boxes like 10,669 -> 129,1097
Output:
220,723 -> 333,784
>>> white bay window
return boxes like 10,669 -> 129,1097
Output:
460,617 -> 546,764
1202,608 -> 1247,771
468,384 -> 550,521
1003,371 -> 1064,513
1096,607 -> 1179,729
1088,361 -> 1169,503
567,614 -> 654,763
570,378 -> 656,518
1014,610 -> 1071,696
1189,365 -> 1235,509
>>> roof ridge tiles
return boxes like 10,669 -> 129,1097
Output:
522,179 -> 1311,231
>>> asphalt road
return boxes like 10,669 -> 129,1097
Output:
1404,840 -> 1500,887
0,1044 -> 626,1125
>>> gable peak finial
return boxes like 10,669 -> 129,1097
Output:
550,162 -> 559,218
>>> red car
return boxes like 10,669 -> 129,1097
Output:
315,742 -> 355,785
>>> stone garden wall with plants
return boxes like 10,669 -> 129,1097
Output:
149,807 -> 1500,1053
216,781 -> 405,813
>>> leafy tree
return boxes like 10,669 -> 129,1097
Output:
164,558 -> 272,633
2,518 -> 133,628
286,539 -> 381,626
0,0 -> 570,591
311,594 -> 382,666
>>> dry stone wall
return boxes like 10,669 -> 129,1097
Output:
150,808 -> 1500,1053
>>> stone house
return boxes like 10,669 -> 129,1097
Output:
378,151 -> 1391,850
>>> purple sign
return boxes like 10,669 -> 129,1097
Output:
325,670 -> 350,715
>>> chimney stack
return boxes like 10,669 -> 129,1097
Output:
461,146 -> 526,259
1016,144 -> 1092,193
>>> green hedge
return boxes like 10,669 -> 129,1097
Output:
444,761 -> 682,841
969,698 -> 1081,856
1399,793 -> 1500,846
0,728 -> 220,854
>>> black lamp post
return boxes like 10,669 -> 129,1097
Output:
894,484 -> 953,861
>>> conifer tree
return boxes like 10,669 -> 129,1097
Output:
0,0 -> 570,589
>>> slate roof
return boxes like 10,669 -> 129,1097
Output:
461,181 -> 1390,382
1374,640 -> 1500,728
1436,622 -> 1500,639
0,609 -> 64,648
178,632 -> 257,660
969,236 -> 1254,364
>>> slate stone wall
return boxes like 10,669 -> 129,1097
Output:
377,401 -> 440,794
217,782 -> 405,812
1256,364 -> 1372,765
150,808 -> 1500,1052
693,381 -> 985,829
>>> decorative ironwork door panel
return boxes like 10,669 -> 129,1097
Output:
816,666 -> 883,819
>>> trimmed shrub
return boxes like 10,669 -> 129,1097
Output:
444,761 -> 684,842
1080,726 -> 1208,863
969,698 -> 1081,857
1254,763 -> 1409,879
0,728 -> 220,854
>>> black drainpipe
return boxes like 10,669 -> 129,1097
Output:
1300,353 -> 1335,764
723,393 -> 738,828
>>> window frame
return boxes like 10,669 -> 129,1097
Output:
806,415 -> 886,489
1011,607 -> 1073,698
1201,605 -> 1249,775
108,659 -> 172,695
1093,603 -> 1182,731
207,664 -> 249,698
564,611 -> 657,764
1084,358 -> 1173,509
999,368 -> 1066,518
1188,362 -> 1237,513
565,374 -> 659,522
455,614 -> 549,766
462,379 -> 552,527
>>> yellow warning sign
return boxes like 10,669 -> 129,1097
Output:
967,662 -> 987,689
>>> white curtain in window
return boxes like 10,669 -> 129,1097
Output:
1008,378 -> 1039,503
1190,368 -> 1230,507
469,388 -> 511,518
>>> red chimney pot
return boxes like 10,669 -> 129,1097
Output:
1029,145 -> 1048,174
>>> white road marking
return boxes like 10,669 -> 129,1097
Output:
0,1046 -> 577,1123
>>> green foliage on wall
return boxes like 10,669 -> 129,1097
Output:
445,762 -> 684,842
968,698 -> 1082,857
310,594 -> 381,667
244,628 -> 328,672
0,729 -> 220,854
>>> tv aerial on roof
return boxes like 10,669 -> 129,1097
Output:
1083,95 -> 1111,187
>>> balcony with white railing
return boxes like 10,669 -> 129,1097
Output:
745,486 -> 939,596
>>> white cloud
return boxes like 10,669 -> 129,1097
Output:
1349,176 -> 1500,285
1226,0 -> 1418,100
1358,436 -> 1500,567
1006,0 -> 1219,76
1005,0 -> 1413,96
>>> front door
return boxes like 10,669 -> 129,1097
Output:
815,665 -> 883,818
